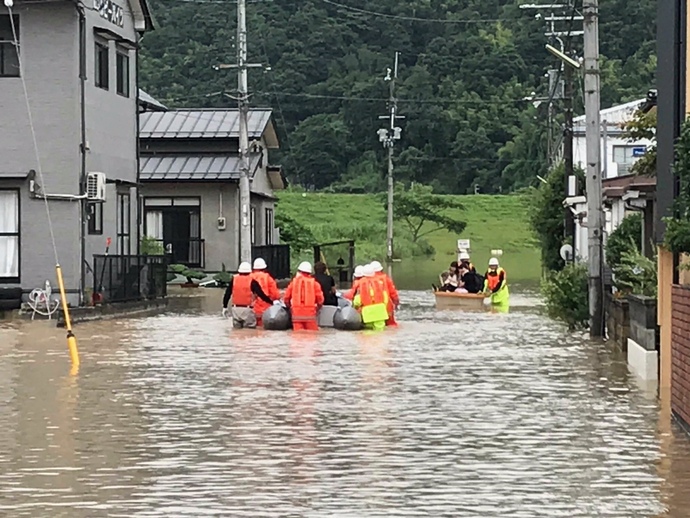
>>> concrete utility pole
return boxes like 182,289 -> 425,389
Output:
377,52 -> 404,267
583,0 -> 604,337
563,62 -> 576,257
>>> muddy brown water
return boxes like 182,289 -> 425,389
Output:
1,289 -> 690,517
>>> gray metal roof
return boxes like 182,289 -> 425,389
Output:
139,109 -> 273,139
138,89 -> 168,112
140,154 -> 260,182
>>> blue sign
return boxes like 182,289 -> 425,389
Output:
632,146 -> 647,157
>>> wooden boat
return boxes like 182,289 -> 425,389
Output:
434,291 -> 488,310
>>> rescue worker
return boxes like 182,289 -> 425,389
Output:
221,262 -> 272,328
353,265 -> 389,331
370,260 -> 399,327
251,257 -> 281,327
483,257 -> 509,305
343,265 -> 364,301
459,250 -> 476,273
283,261 -> 324,331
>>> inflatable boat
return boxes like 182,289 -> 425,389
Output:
434,291 -> 487,310
262,296 -> 363,331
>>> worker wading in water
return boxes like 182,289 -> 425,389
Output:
353,265 -> 389,331
222,262 -> 273,328
251,257 -> 281,326
483,257 -> 509,305
343,265 -> 364,302
370,260 -> 399,326
283,261 -> 324,331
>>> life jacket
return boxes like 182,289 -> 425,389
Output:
286,273 -> 323,320
232,274 -> 254,307
375,271 -> 398,307
344,278 -> 362,300
356,277 -> 389,324
252,270 -> 279,315
485,267 -> 506,292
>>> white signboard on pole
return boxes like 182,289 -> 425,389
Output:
457,239 -> 470,252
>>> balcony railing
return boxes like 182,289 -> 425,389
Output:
252,244 -> 291,280
93,255 -> 168,303
153,239 -> 205,269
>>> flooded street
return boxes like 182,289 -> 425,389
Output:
2,290 -> 690,517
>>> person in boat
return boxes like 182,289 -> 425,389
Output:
459,263 -> 484,294
222,262 -> 273,328
371,260 -> 399,326
314,261 -> 338,306
459,251 -> 477,273
283,261 -> 324,331
343,265 -> 364,301
483,257 -> 509,305
353,264 -> 389,331
439,261 -> 460,292
251,257 -> 281,327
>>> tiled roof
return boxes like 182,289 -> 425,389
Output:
139,109 -> 273,139
140,154 -> 260,181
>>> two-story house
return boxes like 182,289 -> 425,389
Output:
0,0 -> 153,306
138,108 -> 286,274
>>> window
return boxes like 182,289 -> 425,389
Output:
116,49 -> 129,97
265,208 -> 274,245
0,15 -> 20,77
0,190 -> 20,281
250,206 -> 256,245
87,202 -> 103,235
95,41 -> 109,89
612,146 -> 637,176
118,193 -> 130,255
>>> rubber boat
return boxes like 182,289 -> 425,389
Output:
434,291 -> 487,310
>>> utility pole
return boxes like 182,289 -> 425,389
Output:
377,52 -> 404,267
563,62 -> 576,257
583,0 -> 604,337
214,0 -> 264,265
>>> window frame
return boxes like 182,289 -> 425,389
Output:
87,202 -> 103,235
265,207 -> 274,245
95,40 -> 109,90
0,188 -> 20,283
0,14 -> 20,78
117,192 -> 130,255
116,47 -> 129,97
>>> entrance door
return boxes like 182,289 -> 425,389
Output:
163,209 -> 191,265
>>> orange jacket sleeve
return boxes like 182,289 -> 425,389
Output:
269,278 -> 281,300
386,276 -> 399,304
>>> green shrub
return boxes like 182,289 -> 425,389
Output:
541,262 -> 589,330
612,249 -> 657,297
168,263 -> 205,284
141,236 -> 164,255
605,213 -> 641,269
213,263 -> 232,286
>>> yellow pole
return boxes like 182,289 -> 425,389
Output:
56,265 -> 80,368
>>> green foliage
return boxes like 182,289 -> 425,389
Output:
612,249 -> 657,297
275,210 -> 316,254
541,262 -> 589,330
528,164 -> 566,272
385,183 -> 466,244
665,118 -> 690,254
213,263 -> 232,286
140,236 -> 164,255
621,109 -> 656,177
169,263 -> 206,284
605,213 -> 642,270
138,0 -> 656,195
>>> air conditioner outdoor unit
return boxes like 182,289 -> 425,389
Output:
86,172 -> 107,202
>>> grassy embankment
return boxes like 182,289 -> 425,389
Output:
276,191 -> 541,289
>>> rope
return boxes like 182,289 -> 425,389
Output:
5,3 -> 60,267
27,284 -> 60,320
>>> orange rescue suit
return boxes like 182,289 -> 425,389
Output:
284,273 -> 324,321
344,278 -> 362,301
231,274 -> 254,307
375,271 -> 399,326
252,270 -> 280,318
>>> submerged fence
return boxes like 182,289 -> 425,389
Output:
93,255 -> 168,303
252,245 -> 291,280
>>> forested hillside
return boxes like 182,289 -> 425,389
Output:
139,0 -> 656,194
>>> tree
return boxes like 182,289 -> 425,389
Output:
385,183 -> 466,243
621,108 -> 656,177
528,163 -> 567,272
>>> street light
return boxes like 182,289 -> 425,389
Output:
545,43 -> 581,69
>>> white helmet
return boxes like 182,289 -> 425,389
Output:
459,251 -> 470,261
489,257 -> 500,267
362,265 -> 375,277
371,260 -> 383,272
238,262 -> 252,274
297,261 -> 312,274
353,265 -> 364,278
253,258 -> 267,270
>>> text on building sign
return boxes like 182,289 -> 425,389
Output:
94,0 -> 124,28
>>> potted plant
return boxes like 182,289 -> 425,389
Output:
213,263 -> 233,287
168,264 -> 206,288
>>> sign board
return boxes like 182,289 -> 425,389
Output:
457,239 -> 471,252
632,146 -> 647,158
94,0 -> 125,28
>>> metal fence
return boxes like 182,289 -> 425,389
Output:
93,255 -> 168,303
252,245 -> 291,280
152,239 -> 205,269
313,240 -> 355,288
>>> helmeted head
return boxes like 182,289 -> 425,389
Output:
371,260 -> 383,273
238,262 -> 252,274
253,257 -> 267,270
297,261 -> 312,274
488,257 -> 500,271
362,265 -> 375,277
353,265 -> 364,278
459,250 -> 470,261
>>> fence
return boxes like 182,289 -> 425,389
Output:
152,239 -> 205,269
313,240 -> 355,288
252,244 -> 291,280
93,254 -> 168,303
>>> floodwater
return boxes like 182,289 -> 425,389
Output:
1,290 -> 690,517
